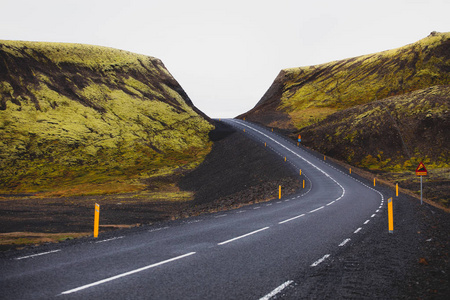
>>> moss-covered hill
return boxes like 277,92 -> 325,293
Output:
240,32 -> 449,130
299,85 -> 449,206
239,32 -> 449,206
299,85 -> 449,169
0,41 -> 214,194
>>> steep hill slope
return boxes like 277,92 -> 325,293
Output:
299,85 -> 449,206
240,32 -> 449,130
0,41 -> 213,194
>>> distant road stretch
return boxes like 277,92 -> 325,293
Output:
0,119 -> 387,299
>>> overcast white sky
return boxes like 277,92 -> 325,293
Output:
1,0 -> 449,117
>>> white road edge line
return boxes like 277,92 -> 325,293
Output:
364,220 -> 370,224
339,238 -> 351,247
311,254 -> 330,267
95,236 -> 124,243
15,249 -> 61,260
149,226 -> 170,232
232,120 -> 346,202
226,121 -> 388,217
354,227 -> 362,233
60,252 -> 196,295
259,280 -> 294,300
279,214 -> 305,224
217,227 -> 270,245
215,214 -> 227,218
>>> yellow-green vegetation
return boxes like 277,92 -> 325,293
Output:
0,41 -> 214,194
278,32 -> 450,129
299,85 -> 450,207
242,32 -> 449,207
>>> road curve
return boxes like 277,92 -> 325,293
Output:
0,119 -> 388,299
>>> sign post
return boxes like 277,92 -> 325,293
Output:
415,162 -> 427,205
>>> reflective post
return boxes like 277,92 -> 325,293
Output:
388,198 -> 394,233
94,203 -> 100,238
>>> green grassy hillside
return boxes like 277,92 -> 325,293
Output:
241,32 -> 449,130
0,41 -> 213,194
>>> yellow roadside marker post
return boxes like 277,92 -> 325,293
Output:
279,186 -> 281,199
94,203 -> 100,238
374,178 -> 376,186
243,129 -> 245,132
264,142 -> 266,147
284,156 -> 286,162
303,180 -> 305,189
388,197 -> 394,233
349,168 -> 351,174
271,128 -> 273,132
299,169 -> 302,176
396,183 -> 398,197
324,156 -> 326,161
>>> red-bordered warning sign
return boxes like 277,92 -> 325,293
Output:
415,161 -> 427,176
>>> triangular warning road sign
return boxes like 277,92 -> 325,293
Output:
415,161 -> 427,176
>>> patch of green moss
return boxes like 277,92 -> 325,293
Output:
279,32 -> 450,129
0,40 -> 214,194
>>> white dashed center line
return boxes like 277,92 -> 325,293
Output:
339,238 -> 351,247
309,206 -> 324,213
217,227 -> 270,246
311,254 -> 330,267
60,252 -> 196,295
259,280 -> 294,300
278,214 -> 305,224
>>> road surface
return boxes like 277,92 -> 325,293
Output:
0,119 -> 388,299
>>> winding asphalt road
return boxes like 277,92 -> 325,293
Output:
0,119 -> 388,299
